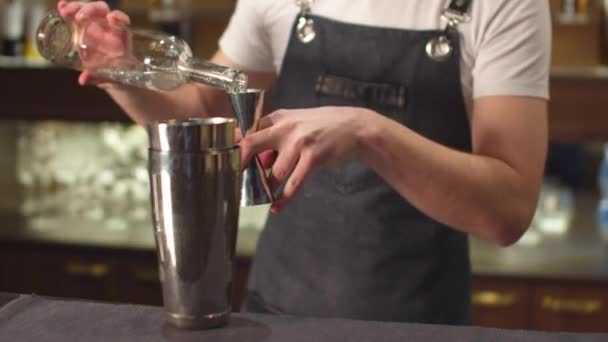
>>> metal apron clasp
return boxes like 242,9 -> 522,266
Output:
295,0 -> 316,43
426,0 -> 472,62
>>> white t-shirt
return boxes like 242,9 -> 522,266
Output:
219,0 -> 551,113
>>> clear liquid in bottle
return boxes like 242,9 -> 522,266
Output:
35,10 -> 248,92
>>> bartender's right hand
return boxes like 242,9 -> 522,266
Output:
57,0 -> 131,87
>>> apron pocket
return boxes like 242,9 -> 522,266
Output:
314,73 -> 409,194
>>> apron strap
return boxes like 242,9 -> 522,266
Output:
426,0 -> 473,62
443,0 -> 473,25
447,0 -> 473,16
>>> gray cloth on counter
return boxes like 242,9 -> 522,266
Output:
0,295 -> 606,342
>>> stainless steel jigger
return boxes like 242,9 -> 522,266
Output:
147,118 -> 241,330
229,89 -> 274,206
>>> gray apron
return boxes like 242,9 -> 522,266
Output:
244,0 -> 473,325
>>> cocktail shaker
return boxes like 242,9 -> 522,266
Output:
147,117 -> 240,329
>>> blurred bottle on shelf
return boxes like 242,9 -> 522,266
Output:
533,178 -> 574,237
1,0 -> 26,57
596,144 -> 608,241
105,0 -> 119,9
562,0 -> 578,18
148,0 -> 192,44
577,0 -> 590,16
24,0 -> 47,62
559,0 -> 592,24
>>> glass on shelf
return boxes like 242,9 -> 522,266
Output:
16,121 -> 151,231
148,0 -> 193,44
556,0 -> 592,25
530,178 -> 575,237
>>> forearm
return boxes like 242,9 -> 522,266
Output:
357,111 -> 541,246
103,83 -> 232,124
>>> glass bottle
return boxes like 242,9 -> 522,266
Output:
34,10 -> 247,92
24,0 -> 48,62
1,0 -> 26,57
148,0 -> 192,44
597,144 -> 608,242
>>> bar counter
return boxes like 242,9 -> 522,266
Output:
0,293 -> 606,342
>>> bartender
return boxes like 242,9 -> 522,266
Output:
58,0 -> 550,324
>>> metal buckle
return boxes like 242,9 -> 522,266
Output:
426,5 -> 471,62
295,0 -> 314,8
295,0 -> 316,43
440,8 -> 470,27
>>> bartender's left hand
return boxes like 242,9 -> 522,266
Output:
240,106 -> 374,213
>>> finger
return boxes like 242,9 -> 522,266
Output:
78,70 -> 93,86
79,69 -> 113,86
256,116 -> 273,131
257,110 -> 286,131
57,0 -> 68,10
268,149 -> 298,190
271,152 -> 315,213
59,1 -> 84,19
259,150 -> 277,168
75,1 -> 110,22
96,82 -> 122,91
107,10 -> 130,26
239,127 -> 281,168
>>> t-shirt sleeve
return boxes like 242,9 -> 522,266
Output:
472,0 -> 551,100
218,0 -> 275,72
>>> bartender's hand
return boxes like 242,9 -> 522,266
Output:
57,0 -> 131,87
240,107 -> 374,213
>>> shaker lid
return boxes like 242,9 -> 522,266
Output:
147,117 -> 237,152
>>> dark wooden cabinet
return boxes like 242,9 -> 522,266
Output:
471,277 -> 533,330
532,284 -> 608,332
0,244 -> 123,302
471,277 -> 608,333
0,245 -> 48,295
42,252 -> 119,301
1,239 -> 607,333
0,241 -> 252,311
117,254 -> 163,306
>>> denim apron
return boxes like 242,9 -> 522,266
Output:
244,0 -> 474,324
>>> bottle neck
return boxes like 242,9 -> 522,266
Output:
177,56 -> 248,92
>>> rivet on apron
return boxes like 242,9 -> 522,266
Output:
295,0 -> 316,43
425,35 -> 453,62
426,1 -> 471,62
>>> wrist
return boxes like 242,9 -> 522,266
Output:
354,108 -> 383,157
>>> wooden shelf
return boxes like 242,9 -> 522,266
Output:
2,65 -> 608,141
119,0 -> 236,15
549,67 -> 608,142
0,66 -> 128,123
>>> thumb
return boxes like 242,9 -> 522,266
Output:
78,69 -> 126,91
78,69 -> 103,86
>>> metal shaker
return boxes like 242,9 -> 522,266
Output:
229,89 -> 274,206
147,118 -> 240,329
